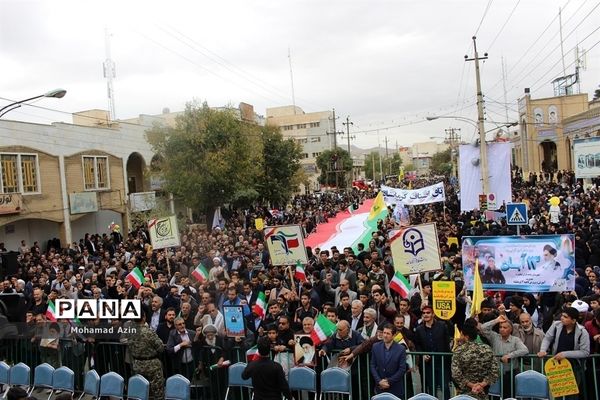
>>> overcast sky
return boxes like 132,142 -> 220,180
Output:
1,0 -> 599,148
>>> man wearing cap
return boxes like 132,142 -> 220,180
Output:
538,307 -> 590,399
242,337 -> 292,400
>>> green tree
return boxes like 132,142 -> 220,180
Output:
258,125 -> 302,206
594,85 -> 600,100
146,102 -> 262,211
316,149 -> 353,187
430,148 -> 452,176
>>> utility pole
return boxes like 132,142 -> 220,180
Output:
327,109 -> 344,188
342,116 -> 355,183
384,136 -> 390,175
465,36 -> 489,195
445,127 -> 461,179
327,108 -> 342,150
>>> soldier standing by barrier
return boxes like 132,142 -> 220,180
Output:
126,314 -> 165,400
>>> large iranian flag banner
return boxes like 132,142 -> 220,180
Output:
305,196 -> 387,252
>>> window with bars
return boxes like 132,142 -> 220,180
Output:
0,153 -> 39,194
83,156 -> 109,190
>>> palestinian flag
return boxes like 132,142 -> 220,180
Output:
294,261 -> 306,282
126,267 -> 146,289
46,300 -> 57,322
253,292 -> 267,319
310,314 -> 336,345
389,271 -> 411,298
192,263 -> 209,283
246,346 -> 260,362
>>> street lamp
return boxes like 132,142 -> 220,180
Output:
0,89 -> 67,118
426,115 -> 518,187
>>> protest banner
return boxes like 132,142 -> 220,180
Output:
380,182 -> 445,206
462,235 -> 575,292
544,358 -> 579,398
390,223 -> 442,274
432,281 -> 456,320
264,225 -> 308,266
148,216 -> 181,249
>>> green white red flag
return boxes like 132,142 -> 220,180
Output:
192,263 -> 209,283
294,261 -> 306,281
310,314 -> 336,345
253,291 -> 267,319
126,267 -> 146,289
246,346 -> 260,362
389,271 -> 411,298
46,300 -> 57,322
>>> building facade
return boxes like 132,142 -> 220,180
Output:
514,91 -> 589,174
0,110 -> 153,251
266,106 -> 332,192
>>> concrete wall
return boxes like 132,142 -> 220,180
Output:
0,218 -> 61,252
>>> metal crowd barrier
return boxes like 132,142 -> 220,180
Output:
1,336 -> 599,400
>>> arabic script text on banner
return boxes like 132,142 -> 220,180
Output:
462,235 -> 575,292
380,182 -> 445,206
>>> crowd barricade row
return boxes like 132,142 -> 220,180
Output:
1,337 -> 599,400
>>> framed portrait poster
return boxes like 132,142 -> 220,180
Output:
223,306 -> 245,338
294,334 -> 316,366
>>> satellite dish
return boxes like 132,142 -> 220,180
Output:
471,158 -> 480,166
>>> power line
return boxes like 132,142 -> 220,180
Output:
484,0 -> 576,95
474,0 -> 494,36
486,0 -> 521,51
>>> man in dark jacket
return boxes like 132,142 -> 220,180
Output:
242,337 -> 292,400
414,306 -> 452,399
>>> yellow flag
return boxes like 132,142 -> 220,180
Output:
453,324 -> 461,351
399,166 -> 405,180
368,191 -> 386,221
408,180 -> 412,189
255,218 -> 264,231
470,258 -> 484,317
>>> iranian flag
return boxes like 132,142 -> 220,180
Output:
246,346 -> 260,362
310,314 -> 337,345
192,263 -> 209,283
390,271 -> 411,298
294,261 -> 306,282
253,292 -> 267,319
126,267 -> 146,289
46,300 -> 57,322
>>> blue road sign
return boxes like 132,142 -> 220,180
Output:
506,203 -> 528,225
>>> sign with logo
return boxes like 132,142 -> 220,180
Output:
223,306 -> 246,338
148,215 -> 181,249
462,235 -> 575,292
390,222 -> 442,274
264,225 -> 308,266
0,193 -> 22,215
432,281 -> 456,320
487,193 -> 497,211
545,358 -> 579,398
479,194 -> 488,211
506,203 -> 528,225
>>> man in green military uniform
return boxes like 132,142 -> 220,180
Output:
126,313 -> 165,400
452,318 -> 499,400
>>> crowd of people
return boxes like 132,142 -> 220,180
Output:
0,169 -> 600,399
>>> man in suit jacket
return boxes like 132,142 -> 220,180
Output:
166,317 -> 200,381
331,279 -> 357,307
370,324 -> 407,398
337,260 -> 357,291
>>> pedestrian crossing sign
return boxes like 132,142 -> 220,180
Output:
506,203 -> 528,225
